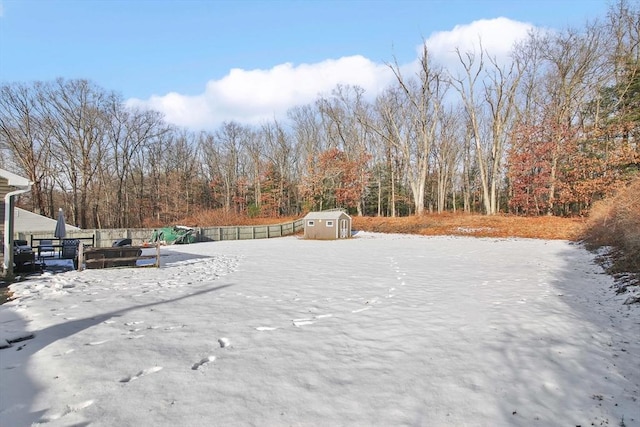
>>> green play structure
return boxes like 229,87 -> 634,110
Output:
150,226 -> 196,244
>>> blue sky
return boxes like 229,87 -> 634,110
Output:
0,0 -> 611,129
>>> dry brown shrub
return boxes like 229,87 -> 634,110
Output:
174,209 -> 584,241
178,209 -> 298,227
583,177 -> 640,275
353,213 -> 584,240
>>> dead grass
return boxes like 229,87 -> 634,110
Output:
176,210 -> 299,228
0,288 -> 12,305
178,209 -> 584,240
177,209 -> 585,240
581,177 -> 640,280
353,213 -> 585,241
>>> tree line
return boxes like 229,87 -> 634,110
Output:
1,1 -> 639,229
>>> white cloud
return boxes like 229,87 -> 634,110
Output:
424,17 -> 534,72
127,56 -> 393,131
127,18 -> 535,131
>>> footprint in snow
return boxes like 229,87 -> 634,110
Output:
38,399 -> 94,423
293,318 -> 315,327
191,356 -> 216,370
289,313 -> 333,328
53,349 -> 75,357
127,334 -> 145,340
120,366 -> 163,383
85,340 -> 109,346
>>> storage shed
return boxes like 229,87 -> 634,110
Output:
303,211 -> 352,240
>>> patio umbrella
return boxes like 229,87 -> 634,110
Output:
54,208 -> 67,240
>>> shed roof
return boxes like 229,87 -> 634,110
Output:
304,211 -> 351,220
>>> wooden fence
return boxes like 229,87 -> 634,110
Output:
19,219 -> 305,248
199,220 -> 305,242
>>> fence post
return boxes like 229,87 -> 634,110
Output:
77,243 -> 84,271
156,242 -> 160,268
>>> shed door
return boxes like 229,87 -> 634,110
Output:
339,219 -> 349,238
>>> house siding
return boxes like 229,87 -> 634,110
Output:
0,170 -> 32,275
0,176 -> 8,268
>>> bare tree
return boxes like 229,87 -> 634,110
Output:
0,82 -> 53,215
104,94 -> 168,227
534,24 -> 608,214
288,104 -> 326,211
317,85 -> 373,215
242,127 -> 264,214
40,79 -> 110,228
433,108 -> 463,212
260,120 -> 299,215
383,46 -> 447,215
450,40 -> 524,214
207,122 -> 251,213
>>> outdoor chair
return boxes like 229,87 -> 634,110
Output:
61,239 -> 79,259
39,240 -> 54,257
62,239 -> 80,269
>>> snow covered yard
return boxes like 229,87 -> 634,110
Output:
0,233 -> 638,426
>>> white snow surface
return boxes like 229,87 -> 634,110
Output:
0,232 -> 638,426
